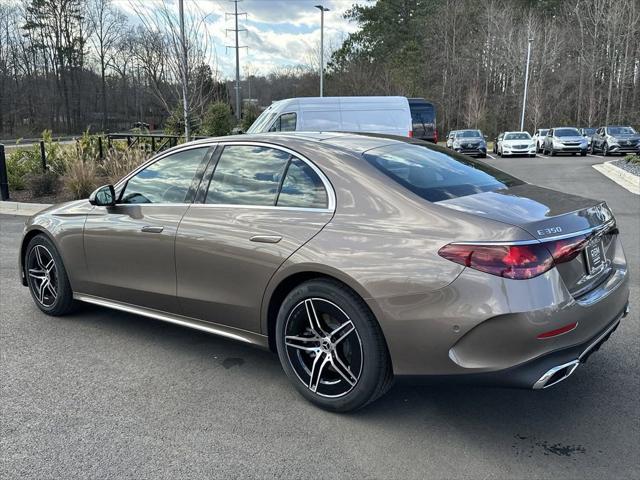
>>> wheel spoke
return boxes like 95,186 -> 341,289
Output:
330,352 -> 357,386
285,335 -> 320,351
44,259 -> 55,272
309,351 -> 330,393
34,246 -> 45,269
28,268 -> 47,280
329,320 -> 355,345
45,281 -> 57,300
305,299 -> 328,336
36,279 -> 48,304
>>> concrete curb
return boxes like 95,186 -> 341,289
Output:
592,161 -> 640,195
0,201 -> 52,216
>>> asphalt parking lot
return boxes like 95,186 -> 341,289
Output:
1,154 -> 638,479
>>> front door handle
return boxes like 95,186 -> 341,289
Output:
250,235 -> 282,244
141,226 -> 164,233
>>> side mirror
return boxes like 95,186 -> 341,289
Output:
89,184 -> 116,206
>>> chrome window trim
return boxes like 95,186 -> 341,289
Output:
189,204 -> 334,213
202,141 -> 336,212
114,143 -> 218,190
111,140 -> 335,212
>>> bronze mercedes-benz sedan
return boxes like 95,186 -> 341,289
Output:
19,133 -> 629,411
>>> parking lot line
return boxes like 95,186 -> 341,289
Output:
486,153 -> 496,159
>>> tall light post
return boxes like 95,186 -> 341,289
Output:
520,36 -> 533,132
315,5 -> 329,97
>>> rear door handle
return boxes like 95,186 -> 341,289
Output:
250,235 -> 282,244
141,226 -> 164,233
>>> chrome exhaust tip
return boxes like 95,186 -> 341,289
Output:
533,360 -> 579,389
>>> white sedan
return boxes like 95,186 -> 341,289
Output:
498,131 -> 536,157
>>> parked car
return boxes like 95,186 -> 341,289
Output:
579,127 -> 597,150
20,133 -> 629,412
408,98 -> 438,143
532,128 -> 549,153
246,96 -> 412,137
493,132 -> 504,154
498,131 -> 536,157
590,126 -> 640,156
446,130 -> 460,149
449,129 -> 487,157
543,127 -> 588,156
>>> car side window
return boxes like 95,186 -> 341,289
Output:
205,145 -> 290,206
120,147 -> 209,204
277,158 -> 328,209
269,113 -> 297,132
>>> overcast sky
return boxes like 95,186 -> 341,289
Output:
113,0 -> 370,79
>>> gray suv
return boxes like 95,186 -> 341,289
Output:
543,127 -> 588,156
590,126 -> 640,156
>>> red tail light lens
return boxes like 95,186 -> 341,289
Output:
434,128 -> 438,144
438,243 -> 553,279
408,130 -> 414,138
545,234 -> 588,264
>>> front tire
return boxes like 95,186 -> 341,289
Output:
24,234 -> 75,316
275,279 -> 393,412
603,142 -> 609,156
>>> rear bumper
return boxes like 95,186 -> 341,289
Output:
398,304 -> 627,388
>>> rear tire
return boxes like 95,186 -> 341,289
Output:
24,234 -> 76,316
275,279 -> 393,412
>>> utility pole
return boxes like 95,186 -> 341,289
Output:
178,0 -> 190,141
227,0 -> 247,121
520,37 -> 533,132
315,5 -> 329,97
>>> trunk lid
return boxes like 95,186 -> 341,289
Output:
437,184 -> 617,296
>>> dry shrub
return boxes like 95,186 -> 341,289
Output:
62,143 -> 99,200
100,148 -> 149,185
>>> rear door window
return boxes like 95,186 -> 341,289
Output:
364,144 -> 523,202
277,158 -> 328,208
205,145 -> 290,206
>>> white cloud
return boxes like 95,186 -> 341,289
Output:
114,0 -> 371,79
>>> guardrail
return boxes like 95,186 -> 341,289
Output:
106,133 -> 182,154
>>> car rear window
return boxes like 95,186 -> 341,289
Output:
363,144 -> 523,202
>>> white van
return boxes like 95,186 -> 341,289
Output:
246,96 -> 413,137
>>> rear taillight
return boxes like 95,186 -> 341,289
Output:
434,128 -> 438,144
438,235 -> 590,280
545,234 -> 588,264
408,130 -> 414,138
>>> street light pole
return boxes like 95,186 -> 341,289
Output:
315,5 -> 329,97
520,37 -> 533,132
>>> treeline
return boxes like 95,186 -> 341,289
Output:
1,0 -> 638,138
327,0 -> 640,135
